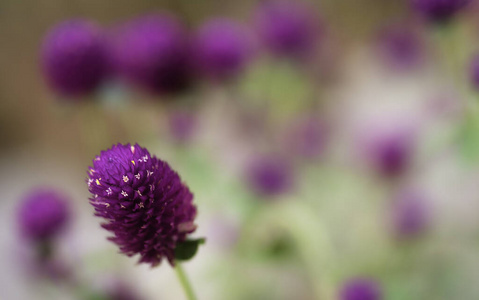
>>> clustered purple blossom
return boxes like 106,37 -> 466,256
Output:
247,156 -> 294,197
363,127 -> 415,177
87,143 -> 197,266
194,18 -> 252,81
412,0 -> 470,22
377,24 -> 423,70
340,278 -> 382,300
255,0 -> 319,58
41,19 -> 109,96
17,188 -> 71,242
112,14 -> 193,95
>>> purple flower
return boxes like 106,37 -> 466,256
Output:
103,278 -> 144,300
470,54 -> 479,89
255,0 -> 319,58
194,18 -> 252,81
168,110 -> 197,143
41,19 -> 109,97
340,278 -> 382,300
112,14 -> 193,95
363,126 -> 415,177
412,0 -> 470,22
87,143 -> 197,266
376,24 -> 423,70
391,190 -> 429,239
17,188 -> 70,242
247,156 -> 294,197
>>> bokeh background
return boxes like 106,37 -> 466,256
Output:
2,0 -> 479,299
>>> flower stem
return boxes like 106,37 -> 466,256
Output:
175,263 -> 197,300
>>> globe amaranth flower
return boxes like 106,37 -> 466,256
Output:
376,24 -> 423,70
255,0 -> 319,58
412,0 -> 470,23
41,19 -> 109,97
87,143 -> 197,266
246,156 -> 294,197
391,190 -> 429,239
112,14 -> 193,95
362,125 -> 415,177
340,278 -> 382,300
17,188 -> 71,242
194,18 -> 252,81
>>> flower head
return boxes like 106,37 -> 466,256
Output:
376,24 -> 423,70
412,0 -> 470,23
41,19 -> 109,96
255,0 -> 319,58
194,18 -> 252,81
17,188 -> 70,242
246,156 -> 294,197
87,143 -> 197,266
112,14 -> 193,95
340,278 -> 382,300
362,125 -> 415,177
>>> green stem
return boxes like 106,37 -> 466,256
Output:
175,263 -> 197,300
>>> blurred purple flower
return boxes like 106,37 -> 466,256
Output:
41,19 -> 109,96
255,0 -> 319,58
168,110 -> 197,143
247,156 -> 294,197
286,116 -> 328,159
194,18 -> 252,81
412,0 -> 470,22
87,143 -> 197,266
104,278 -> 144,300
391,190 -> 429,239
363,127 -> 415,177
17,188 -> 70,242
112,14 -> 193,95
340,278 -> 382,300
376,24 -> 423,70
470,54 -> 479,89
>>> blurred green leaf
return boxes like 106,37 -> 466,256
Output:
174,238 -> 206,261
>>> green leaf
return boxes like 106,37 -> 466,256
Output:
174,238 -> 206,261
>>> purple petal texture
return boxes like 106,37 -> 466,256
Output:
87,143 -> 197,266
